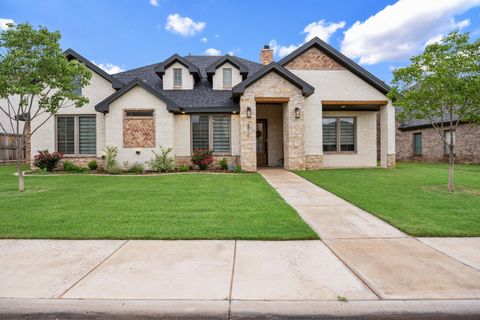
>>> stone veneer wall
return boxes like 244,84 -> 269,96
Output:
396,122 -> 480,163
305,155 -> 323,169
239,72 -> 306,171
284,47 -> 345,70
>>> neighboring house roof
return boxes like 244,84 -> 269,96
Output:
153,54 -> 202,81
111,55 -> 263,113
278,37 -> 390,95
232,63 -> 315,97
205,55 -> 249,81
95,78 -> 179,113
63,49 -> 124,89
396,107 -> 462,130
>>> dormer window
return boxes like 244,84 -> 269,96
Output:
223,68 -> 232,89
173,68 -> 182,88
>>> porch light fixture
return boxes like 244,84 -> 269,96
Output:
295,107 -> 301,119
246,107 -> 252,118
135,149 -> 141,155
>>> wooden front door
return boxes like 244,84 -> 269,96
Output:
256,119 -> 268,166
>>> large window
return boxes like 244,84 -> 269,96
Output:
57,115 -> 96,155
72,76 -> 82,96
192,115 -> 231,154
444,129 -> 455,155
413,132 -> 422,155
223,68 -> 232,89
173,68 -> 182,88
322,117 -> 356,152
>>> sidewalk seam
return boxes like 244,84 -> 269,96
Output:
227,240 -> 237,320
57,240 -> 129,299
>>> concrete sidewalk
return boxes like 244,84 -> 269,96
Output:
0,169 -> 479,319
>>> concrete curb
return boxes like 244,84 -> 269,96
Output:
1,299 -> 480,320
0,299 -> 229,320
231,300 -> 480,320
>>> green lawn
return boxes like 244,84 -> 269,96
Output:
0,166 -> 317,240
296,162 -> 480,237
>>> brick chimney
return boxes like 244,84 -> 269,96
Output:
260,44 -> 273,65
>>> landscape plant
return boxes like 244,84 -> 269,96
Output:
87,160 -> 98,171
219,158 -> 228,171
149,146 -> 175,172
0,23 -> 91,191
33,150 -> 62,172
178,164 -> 190,172
388,31 -> 480,192
128,162 -> 145,174
103,146 -> 120,174
63,160 -> 87,173
191,149 -> 213,170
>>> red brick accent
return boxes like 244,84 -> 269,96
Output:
284,47 -> 345,70
396,123 -> 480,164
123,116 -> 155,148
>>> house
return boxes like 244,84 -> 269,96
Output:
396,117 -> 480,163
29,37 -> 396,171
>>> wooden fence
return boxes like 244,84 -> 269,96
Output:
0,134 -> 25,163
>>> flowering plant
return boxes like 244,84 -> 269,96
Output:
33,150 -> 63,172
191,149 -> 213,170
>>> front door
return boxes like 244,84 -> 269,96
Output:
256,119 -> 268,166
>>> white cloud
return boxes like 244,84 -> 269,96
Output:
341,0 -> 480,65
149,0 -> 158,6
165,13 -> 206,37
0,18 -> 15,30
227,50 -> 235,56
303,19 -> 346,42
94,62 -> 125,74
200,37 -> 208,43
268,19 -> 345,58
204,48 -> 221,56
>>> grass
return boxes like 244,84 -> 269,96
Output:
0,165 -> 317,240
295,162 -> 480,237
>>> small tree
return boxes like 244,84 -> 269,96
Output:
388,31 -> 480,192
0,23 -> 91,191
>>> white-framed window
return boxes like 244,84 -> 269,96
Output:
322,117 -> 356,152
191,115 -> 231,154
444,129 -> 455,155
173,68 -> 182,88
223,68 -> 232,89
57,115 -> 96,155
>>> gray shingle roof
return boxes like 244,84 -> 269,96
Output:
111,55 -> 263,113
396,107 -> 461,130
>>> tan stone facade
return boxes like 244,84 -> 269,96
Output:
239,72 -> 308,172
284,47 -> 345,70
396,123 -> 480,163
305,155 -> 323,169
123,115 -> 155,148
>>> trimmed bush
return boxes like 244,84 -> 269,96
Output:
219,158 -> 228,171
63,160 -> 88,173
87,160 -> 98,170
128,163 -> 145,174
33,150 -> 63,172
178,164 -> 190,172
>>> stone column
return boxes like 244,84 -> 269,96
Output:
239,94 -> 257,172
380,101 -> 396,168
283,94 -> 305,170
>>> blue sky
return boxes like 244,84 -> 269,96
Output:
1,0 -> 480,83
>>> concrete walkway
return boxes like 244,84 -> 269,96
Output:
0,168 -> 480,319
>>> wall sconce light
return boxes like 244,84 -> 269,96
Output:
295,107 -> 301,119
135,149 -> 141,155
246,107 -> 252,118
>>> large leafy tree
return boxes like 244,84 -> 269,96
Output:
389,31 -> 480,192
0,23 -> 91,191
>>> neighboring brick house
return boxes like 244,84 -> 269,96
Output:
396,118 -> 480,164
26,37 -> 396,171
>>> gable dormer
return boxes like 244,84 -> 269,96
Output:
154,54 -> 201,90
206,55 -> 248,90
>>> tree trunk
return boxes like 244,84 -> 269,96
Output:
16,135 -> 25,192
448,145 -> 455,192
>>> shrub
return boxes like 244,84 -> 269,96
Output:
63,160 -> 88,173
87,160 -> 98,170
33,150 -> 63,172
191,149 -> 213,170
128,162 -> 145,174
233,165 -> 243,173
219,158 -> 228,171
178,164 -> 190,172
103,146 -> 120,174
149,146 -> 175,172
